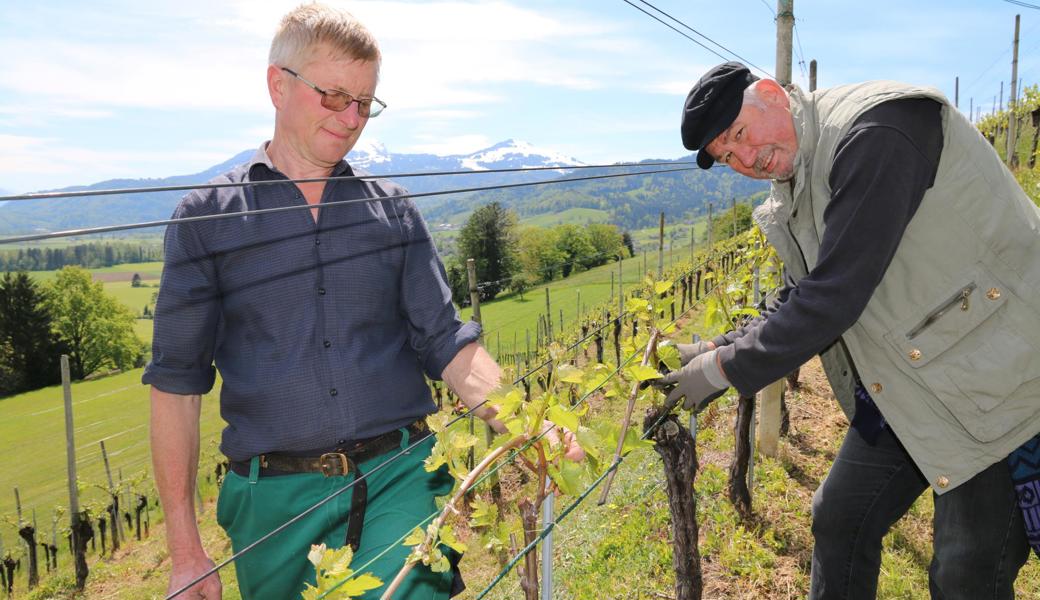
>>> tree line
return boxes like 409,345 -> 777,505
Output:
443,202 -> 633,305
0,268 -> 145,397
0,242 -> 162,273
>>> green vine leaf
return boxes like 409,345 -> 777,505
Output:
625,364 -> 662,382
301,543 -> 383,600
469,498 -> 499,529
403,527 -> 426,547
555,364 -> 585,384
439,526 -> 468,554
548,460 -> 585,496
546,405 -> 580,432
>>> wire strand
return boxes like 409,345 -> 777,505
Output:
628,0 -> 775,79
166,250 -> 728,594
2,167 -> 697,245
0,161 -> 695,203
619,0 -> 731,64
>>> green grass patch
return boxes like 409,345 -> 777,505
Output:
460,240 -> 710,358
0,368 -> 226,561
519,208 -> 611,228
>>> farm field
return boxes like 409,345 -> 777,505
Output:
27,262 -> 163,346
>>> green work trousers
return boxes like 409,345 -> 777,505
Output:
216,432 -> 457,600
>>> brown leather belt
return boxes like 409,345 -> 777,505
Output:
228,421 -> 428,551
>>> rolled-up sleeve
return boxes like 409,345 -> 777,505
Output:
397,200 -> 481,379
142,197 -> 220,394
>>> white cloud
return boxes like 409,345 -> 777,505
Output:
0,0 -> 635,117
403,134 -> 492,156
0,134 -> 233,193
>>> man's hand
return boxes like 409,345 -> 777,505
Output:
540,421 -> 585,462
676,340 -> 716,366
168,555 -> 221,599
653,350 -> 729,413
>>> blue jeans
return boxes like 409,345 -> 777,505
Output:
809,427 -> 1029,599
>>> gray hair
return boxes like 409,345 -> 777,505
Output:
269,3 -> 381,69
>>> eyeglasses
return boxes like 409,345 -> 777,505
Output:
280,67 -> 386,118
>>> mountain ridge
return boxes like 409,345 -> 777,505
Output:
0,140 -> 765,235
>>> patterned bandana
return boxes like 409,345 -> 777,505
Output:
1007,432 -> 1040,557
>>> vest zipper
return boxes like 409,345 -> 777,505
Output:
906,283 -> 976,340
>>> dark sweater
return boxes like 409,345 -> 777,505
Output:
715,98 -> 944,421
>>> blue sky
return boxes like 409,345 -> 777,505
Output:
0,0 -> 1036,193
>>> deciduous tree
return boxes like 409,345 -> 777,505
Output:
43,267 -> 142,380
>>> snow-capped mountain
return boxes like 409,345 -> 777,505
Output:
348,139 -> 582,178
338,139 -> 587,198
458,139 -> 585,171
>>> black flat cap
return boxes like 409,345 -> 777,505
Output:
681,61 -> 759,169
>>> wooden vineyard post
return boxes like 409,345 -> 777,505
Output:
758,380 -> 785,457
62,355 -> 89,588
658,211 -> 665,276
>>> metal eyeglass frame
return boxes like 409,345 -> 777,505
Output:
280,67 -> 386,118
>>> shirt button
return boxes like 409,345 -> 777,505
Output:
870,383 -> 883,394
329,388 -> 338,397
323,340 -> 332,348
315,238 -> 321,246
318,287 -> 326,295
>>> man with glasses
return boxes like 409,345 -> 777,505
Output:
144,5 -> 581,599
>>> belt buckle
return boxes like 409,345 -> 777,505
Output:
319,452 -> 350,477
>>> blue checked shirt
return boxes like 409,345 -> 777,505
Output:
143,145 -> 480,461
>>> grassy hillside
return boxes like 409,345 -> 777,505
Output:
11,299 -> 1039,599
519,207 -> 611,227
459,238 -> 708,357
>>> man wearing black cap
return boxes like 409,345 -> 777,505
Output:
656,62 -> 1040,599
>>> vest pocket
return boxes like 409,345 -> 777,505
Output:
883,264 -> 1040,442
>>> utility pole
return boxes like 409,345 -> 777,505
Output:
1008,13 -> 1021,167
775,0 -> 794,87
955,76 -> 959,109
809,59 -> 817,92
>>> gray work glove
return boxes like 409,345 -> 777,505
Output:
653,349 -> 729,412
676,340 -> 715,366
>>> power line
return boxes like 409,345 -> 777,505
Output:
1002,0 -> 1040,9
318,264 -> 738,599
624,0 -> 775,79
757,0 -> 776,17
620,0 -> 730,64
962,19 -> 1040,99
0,161 -> 695,204
0,167 -> 698,245
793,23 -> 809,81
